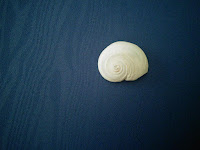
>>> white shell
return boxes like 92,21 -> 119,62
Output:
98,41 -> 149,82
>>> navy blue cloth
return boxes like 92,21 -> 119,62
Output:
0,0 -> 199,149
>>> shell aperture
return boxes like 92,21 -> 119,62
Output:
98,41 -> 149,82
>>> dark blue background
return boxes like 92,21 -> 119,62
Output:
0,0 -> 199,149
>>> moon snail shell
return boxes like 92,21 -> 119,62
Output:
98,41 -> 149,82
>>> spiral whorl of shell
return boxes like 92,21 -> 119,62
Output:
98,41 -> 148,82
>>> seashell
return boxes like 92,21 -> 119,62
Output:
98,41 -> 149,82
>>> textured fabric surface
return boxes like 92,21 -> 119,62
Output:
0,0 -> 199,149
